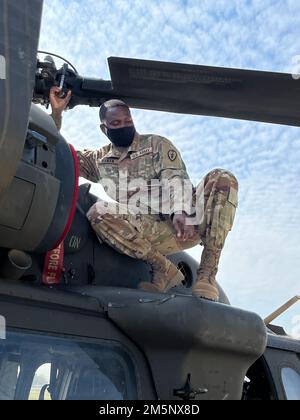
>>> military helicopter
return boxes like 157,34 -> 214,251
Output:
0,0 -> 299,401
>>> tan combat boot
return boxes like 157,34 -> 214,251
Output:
138,250 -> 184,293
192,246 -> 222,301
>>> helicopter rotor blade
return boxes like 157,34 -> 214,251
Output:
108,57 -> 300,127
0,0 -> 43,200
264,296 -> 300,325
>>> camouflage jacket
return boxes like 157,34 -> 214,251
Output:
51,114 -> 194,215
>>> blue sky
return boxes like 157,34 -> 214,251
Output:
39,0 -> 300,336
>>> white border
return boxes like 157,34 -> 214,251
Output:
0,55 -> 6,80
0,315 -> 6,340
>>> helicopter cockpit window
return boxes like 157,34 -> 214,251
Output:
30,363 -> 52,400
281,367 -> 300,400
0,330 -> 137,400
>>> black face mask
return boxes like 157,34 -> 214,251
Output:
106,126 -> 136,148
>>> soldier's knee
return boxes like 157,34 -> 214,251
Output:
207,168 -> 223,177
87,200 -> 112,222
95,200 -> 112,215
206,168 -> 238,190
222,169 -> 238,191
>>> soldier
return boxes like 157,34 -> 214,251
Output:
50,87 -> 238,301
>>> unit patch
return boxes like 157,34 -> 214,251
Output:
168,149 -> 177,161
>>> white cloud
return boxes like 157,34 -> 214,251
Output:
39,0 -> 300,333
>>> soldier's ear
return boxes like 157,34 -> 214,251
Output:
100,124 -> 107,135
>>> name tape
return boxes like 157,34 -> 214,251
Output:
130,147 -> 152,160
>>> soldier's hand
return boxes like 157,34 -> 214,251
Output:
49,86 -> 71,116
173,213 -> 195,241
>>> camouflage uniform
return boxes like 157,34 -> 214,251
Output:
77,132 -> 238,296
51,113 -> 238,299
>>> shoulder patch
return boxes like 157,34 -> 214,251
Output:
130,147 -> 152,160
167,149 -> 178,162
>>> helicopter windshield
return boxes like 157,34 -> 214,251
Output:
0,330 -> 137,400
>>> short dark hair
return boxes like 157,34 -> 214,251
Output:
99,99 -> 130,123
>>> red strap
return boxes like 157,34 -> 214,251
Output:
42,144 -> 79,285
52,143 -> 79,249
42,242 -> 64,285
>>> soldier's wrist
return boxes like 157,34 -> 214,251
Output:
51,110 -> 62,119
50,112 -> 62,130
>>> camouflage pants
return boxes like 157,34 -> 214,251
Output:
87,169 -> 238,262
